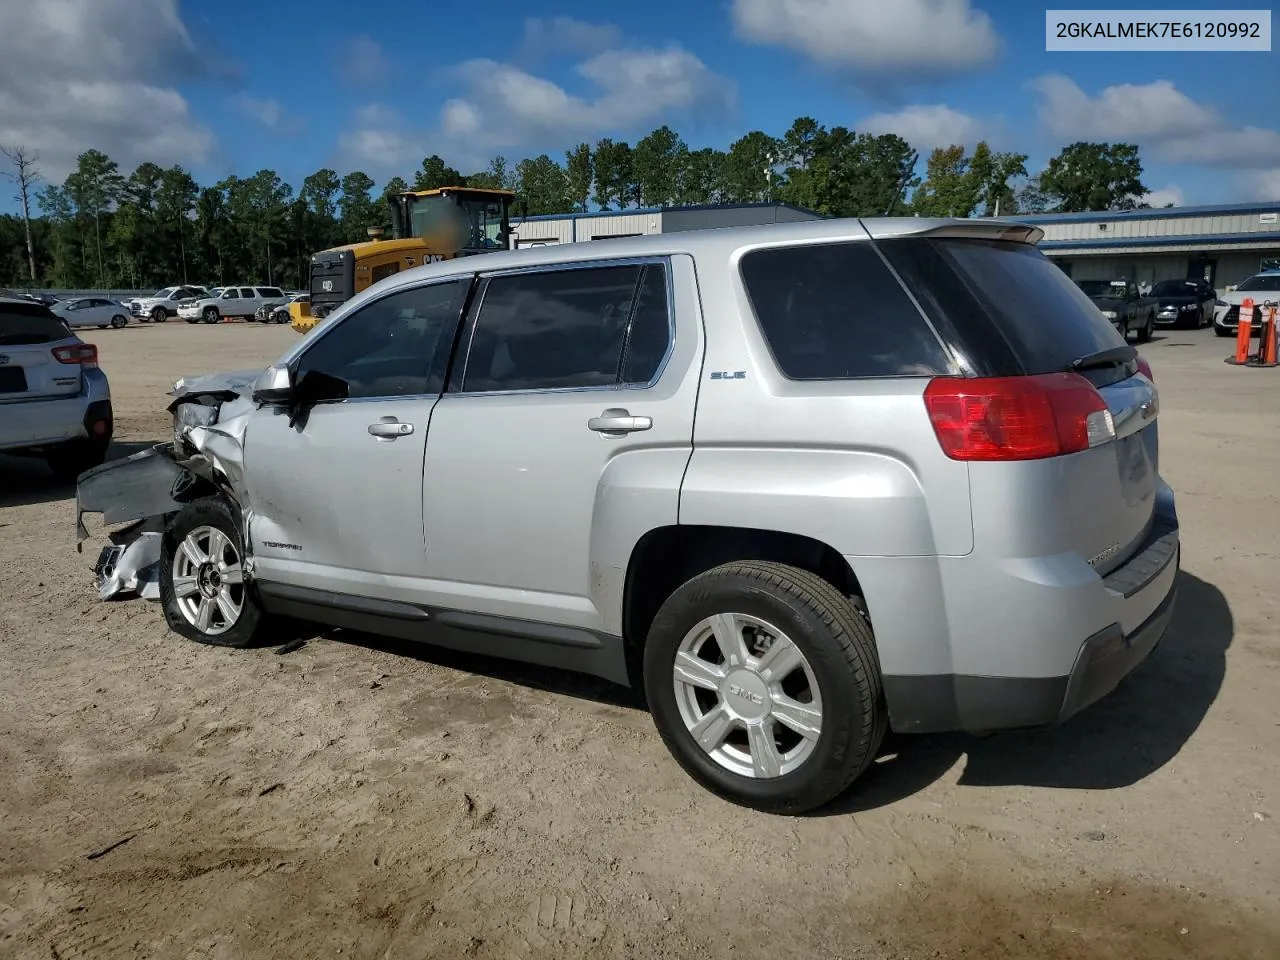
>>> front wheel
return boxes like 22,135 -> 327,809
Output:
161,499 -> 266,648
643,561 -> 886,814
202,306 -> 220,324
151,307 -> 167,324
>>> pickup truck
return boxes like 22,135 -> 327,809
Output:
1076,279 -> 1157,343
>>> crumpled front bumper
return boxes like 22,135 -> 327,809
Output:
75,444 -> 215,600
75,370 -> 260,601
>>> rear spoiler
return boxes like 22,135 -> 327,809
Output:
859,217 -> 1045,246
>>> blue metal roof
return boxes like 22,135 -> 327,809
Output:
1041,231 -> 1280,250
512,201 -> 824,224
1011,200 -> 1280,225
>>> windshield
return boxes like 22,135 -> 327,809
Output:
153,286 -> 179,298
1152,280 -> 1199,296
408,194 -> 507,250
1076,280 -> 1126,297
456,196 -> 508,249
1237,274 -> 1280,292
207,288 -> 223,297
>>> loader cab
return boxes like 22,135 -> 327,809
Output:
388,188 -> 514,254
297,187 -> 515,334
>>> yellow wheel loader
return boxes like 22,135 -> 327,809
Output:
290,186 -> 516,334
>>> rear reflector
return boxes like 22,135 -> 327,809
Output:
923,373 -> 1114,461
52,343 -> 98,367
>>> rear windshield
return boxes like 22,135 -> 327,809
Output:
0,305 -> 70,345
877,237 -> 1127,377
738,241 -> 954,380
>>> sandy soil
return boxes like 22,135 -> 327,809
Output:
1,320 -> 1278,960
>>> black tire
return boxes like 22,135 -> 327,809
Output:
110,314 -> 127,329
160,499 -> 267,649
643,560 -> 886,814
151,307 -> 167,323
45,438 -> 108,482
202,306 -> 220,324
1136,313 -> 1153,343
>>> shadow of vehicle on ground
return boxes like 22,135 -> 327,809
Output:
267,570 -> 1227,813
0,441 -> 156,510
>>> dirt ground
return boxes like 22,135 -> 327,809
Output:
1,320 -> 1278,960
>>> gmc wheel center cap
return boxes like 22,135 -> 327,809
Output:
722,670 -> 770,721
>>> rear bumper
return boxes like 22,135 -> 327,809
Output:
880,489 -> 1180,734
0,370 -> 112,452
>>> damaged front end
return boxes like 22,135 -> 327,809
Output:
75,368 -> 264,601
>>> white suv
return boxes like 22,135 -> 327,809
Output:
177,286 -> 286,324
0,297 -> 112,479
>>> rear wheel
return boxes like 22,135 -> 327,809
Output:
110,314 -> 127,329
202,306 -> 220,324
1136,312 -> 1154,343
161,499 -> 267,648
643,561 -> 886,814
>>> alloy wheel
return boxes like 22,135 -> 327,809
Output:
672,612 -> 823,779
171,525 -> 244,636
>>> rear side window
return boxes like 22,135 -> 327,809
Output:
878,237 -> 1126,377
460,262 -> 671,393
0,305 -> 69,345
257,287 -> 285,298
739,242 -> 953,380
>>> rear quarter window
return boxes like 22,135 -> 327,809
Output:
739,241 -> 954,380
877,237 -> 1126,377
0,305 -> 70,345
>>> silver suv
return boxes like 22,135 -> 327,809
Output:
75,218 -> 1179,813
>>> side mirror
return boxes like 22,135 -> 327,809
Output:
294,369 -> 349,405
252,364 -> 294,405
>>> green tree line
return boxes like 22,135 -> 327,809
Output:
0,118 -> 1150,290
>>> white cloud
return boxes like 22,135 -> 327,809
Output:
336,104 -> 425,174
1032,74 -> 1280,170
339,35 -> 388,86
731,0 -> 999,78
232,94 -> 304,136
518,17 -> 621,59
1246,170 -> 1280,200
862,104 -> 985,149
337,46 -> 735,175
0,0 -> 215,183
1139,185 -> 1184,208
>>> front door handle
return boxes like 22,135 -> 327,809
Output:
588,408 -> 652,436
368,418 -> 414,440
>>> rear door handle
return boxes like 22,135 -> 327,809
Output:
368,418 -> 414,440
588,408 -> 652,436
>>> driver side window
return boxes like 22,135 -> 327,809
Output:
294,279 -> 471,400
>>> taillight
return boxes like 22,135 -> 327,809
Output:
923,373 -> 1115,461
52,343 -> 98,368
1135,356 -> 1154,381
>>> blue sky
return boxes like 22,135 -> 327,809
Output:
2,0 -> 1277,211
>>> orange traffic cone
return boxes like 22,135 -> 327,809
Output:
1235,297 -> 1255,364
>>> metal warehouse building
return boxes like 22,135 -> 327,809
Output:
509,202 -> 821,247
1011,201 -> 1280,293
